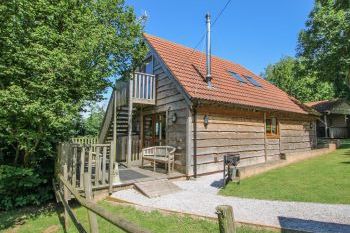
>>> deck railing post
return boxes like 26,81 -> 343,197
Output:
84,173 -> 99,233
109,142 -> 116,194
127,77 -> 134,167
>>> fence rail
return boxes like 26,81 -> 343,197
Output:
54,167 -> 152,233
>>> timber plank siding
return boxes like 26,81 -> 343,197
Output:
142,56 -> 189,173
188,106 -> 317,175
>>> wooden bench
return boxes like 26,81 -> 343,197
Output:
141,146 -> 176,174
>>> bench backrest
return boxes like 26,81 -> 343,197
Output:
142,146 -> 175,158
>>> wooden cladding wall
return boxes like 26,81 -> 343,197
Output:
192,106 -> 317,175
142,59 -> 188,173
194,108 -> 266,174
279,119 -> 316,154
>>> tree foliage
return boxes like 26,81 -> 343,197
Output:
263,56 -> 335,102
0,165 -> 51,210
0,0 -> 146,209
79,104 -> 105,137
297,0 -> 350,96
0,0 -> 146,166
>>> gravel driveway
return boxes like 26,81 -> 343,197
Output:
111,173 -> 350,233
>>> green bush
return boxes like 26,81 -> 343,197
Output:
0,165 -> 52,210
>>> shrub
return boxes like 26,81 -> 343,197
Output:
0,165 -> 52,210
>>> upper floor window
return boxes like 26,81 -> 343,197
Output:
140,56 -> 153,74
266,117 -> 279,138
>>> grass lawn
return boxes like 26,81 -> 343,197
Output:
220,141 -> 350,204
0,201 -> 274,233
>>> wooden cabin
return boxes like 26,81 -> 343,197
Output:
98,34 -> 319,177
306,99 -> 350,139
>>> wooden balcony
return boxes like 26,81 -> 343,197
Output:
131,72 -> 156,105
114,72 -> 156,108
99,72 -> 155,144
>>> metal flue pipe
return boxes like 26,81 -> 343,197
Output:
205,13 -> 212,87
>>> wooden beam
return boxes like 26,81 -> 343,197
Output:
140,106 -> 144,149
324,114 -> 328,138
186,108 -> 193,176
263,112 -> 267,162
127,79 -> 134,167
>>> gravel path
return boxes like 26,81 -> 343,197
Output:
112,173 -> 350,233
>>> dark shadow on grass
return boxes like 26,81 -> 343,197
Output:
278,216 -> 350,233
0,203 -> 57,231
341,161 -> 350,164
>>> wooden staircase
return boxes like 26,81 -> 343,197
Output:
103,107 -> 131,144
98,72 -> 156,166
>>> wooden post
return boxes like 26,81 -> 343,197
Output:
324,114 -> 328,138
263,112 -> 267,162
127,78 -> 134,167
314,120 -> 318,148
84,173 -> 99,233
109,142 -> 115,194
63,164 -> 69,229
140,106 -> 144,152
216,205 -> 235,233
102,146 -> 107,185
113,90 -> 117,163
72,146 -> 77,188
87,148 -> 92,185
80,146 -> 85,189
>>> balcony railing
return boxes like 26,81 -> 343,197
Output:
98,72 -> 156,143
131,72 -> 156,105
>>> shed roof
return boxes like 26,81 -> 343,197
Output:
144,34 -> 314,115
306,99 -> 350,114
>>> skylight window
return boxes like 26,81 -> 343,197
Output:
228,71 -> 247,83
245,76 -> 262,87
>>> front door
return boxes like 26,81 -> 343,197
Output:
143,112 -> 166,147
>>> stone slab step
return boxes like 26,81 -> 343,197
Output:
134,179 -> 182,198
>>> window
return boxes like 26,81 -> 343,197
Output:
140,56 -> 153,74
266,117 -> 279,137
245,76 -> 262,87
228,71 -> 247,83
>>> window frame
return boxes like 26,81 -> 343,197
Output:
265,117 -> 279,138
140,55 -> 153,74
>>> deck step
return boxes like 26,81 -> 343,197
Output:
134,179 -> 181,198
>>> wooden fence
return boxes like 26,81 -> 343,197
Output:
56,142 -> 116,192
53,164 -> 152,233
71,137 -> 98,145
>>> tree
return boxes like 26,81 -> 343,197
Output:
297,0 -> 350,96
0,0 -> 147,166
263,56 -> 335,102
79,104 -> 105,137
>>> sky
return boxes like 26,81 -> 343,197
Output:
98,0 -> 314,110
126,0 -> 314,75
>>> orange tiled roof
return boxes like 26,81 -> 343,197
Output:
144,33 -> 310,115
